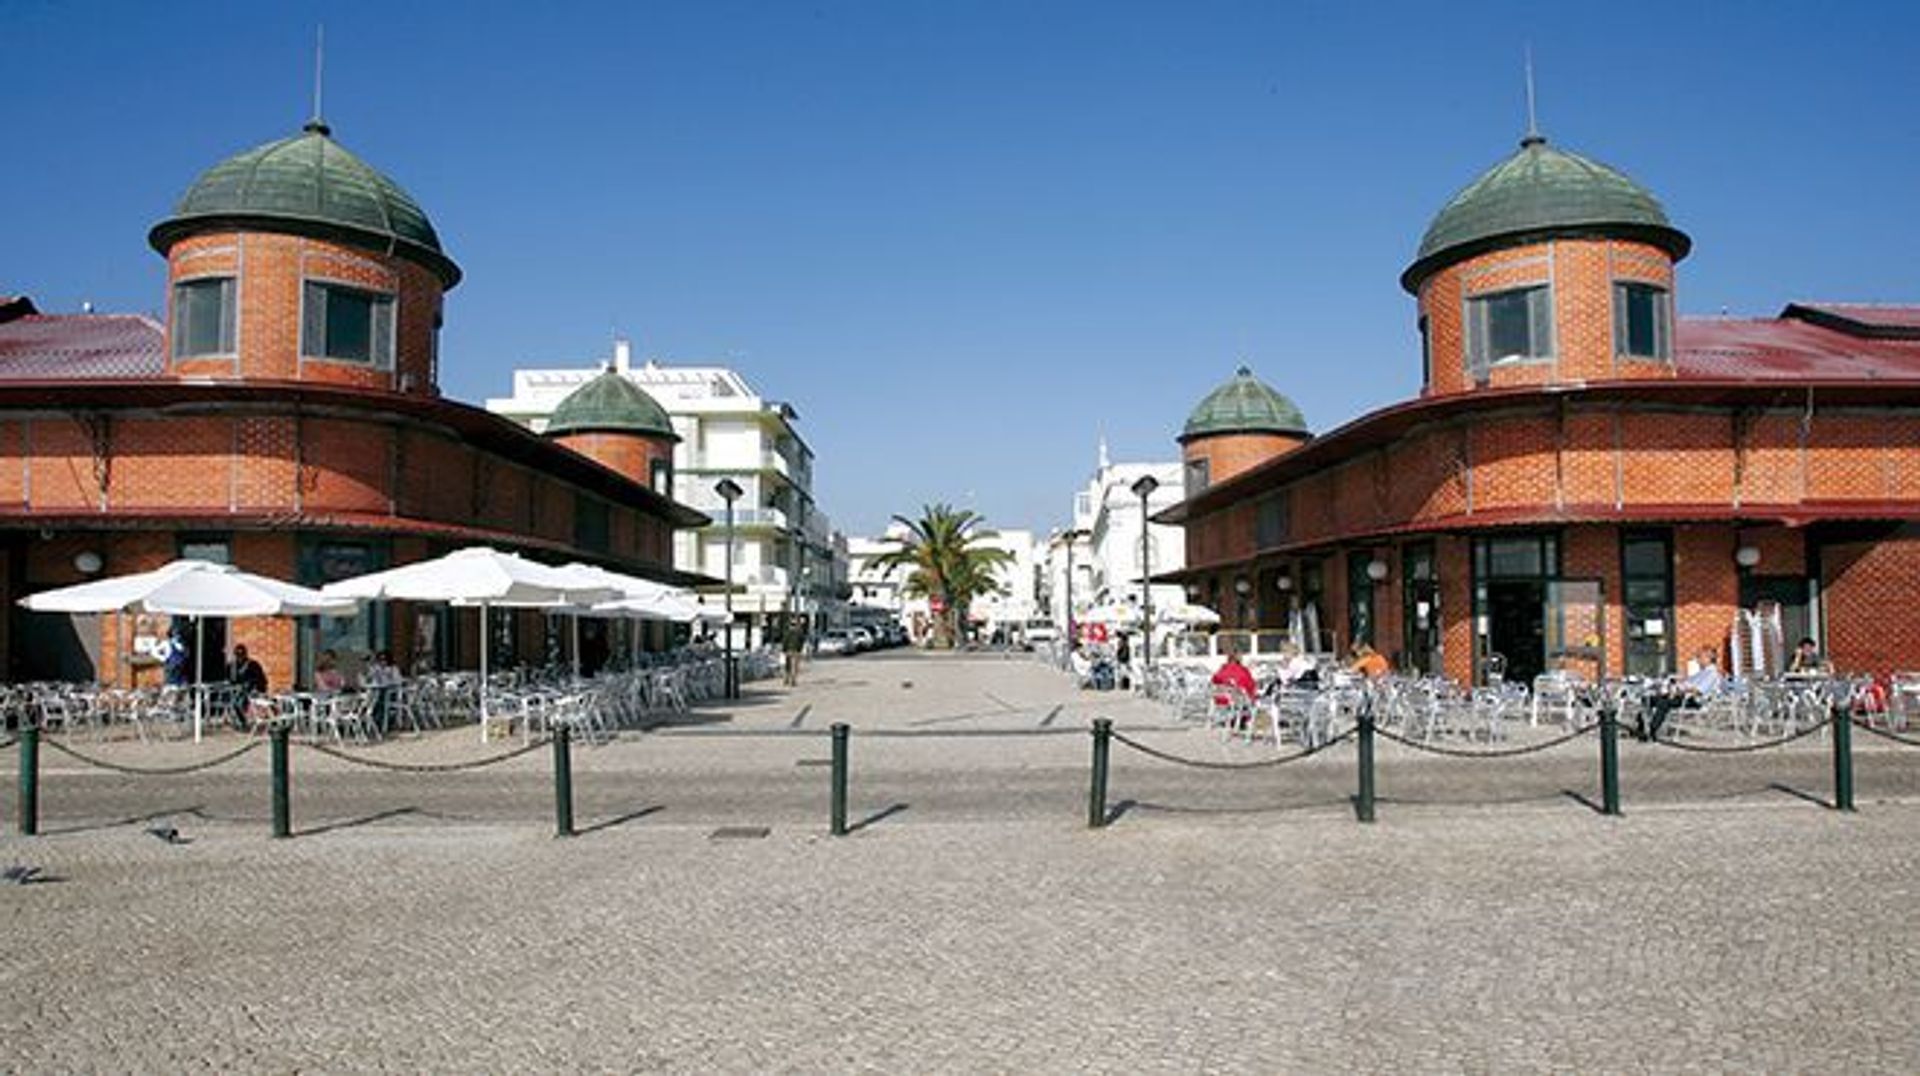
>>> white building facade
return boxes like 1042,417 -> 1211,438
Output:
1043,449 -> 1187,637
488,340 -> 846,646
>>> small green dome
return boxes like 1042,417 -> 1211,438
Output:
546,370 -> 677,440
149,122 -> 461,288
1181,366 -> 1309,442
1402,135 -> 1689,293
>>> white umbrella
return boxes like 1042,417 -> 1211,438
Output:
1082,602 -> 1143,626
1159,602 -> 1222,626
20,559 -> 358,741
549,564 -> 681,674
321,547 -> 618,741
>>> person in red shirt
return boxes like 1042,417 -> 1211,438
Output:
1211,648 -> 1258,704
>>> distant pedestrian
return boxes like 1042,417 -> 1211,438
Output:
1115,634 -> 1132,690
783,615 -> 805,687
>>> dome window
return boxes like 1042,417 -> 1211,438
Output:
302,281 -> 395,367
1466,284 -> 1553,380
171,277 -> 235,358
1614,281 -> 1672,361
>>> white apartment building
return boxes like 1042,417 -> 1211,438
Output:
1043,446 -> 1186,635
487,339 -> 845,647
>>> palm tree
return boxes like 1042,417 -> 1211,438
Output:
871,503 -> 1014,648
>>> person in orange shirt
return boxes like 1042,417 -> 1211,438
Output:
1349,642 -> 1391,679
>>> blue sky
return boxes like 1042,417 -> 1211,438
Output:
6,1 -> 1918,537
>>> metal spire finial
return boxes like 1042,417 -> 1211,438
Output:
1521,43 -> 1544,147
305,25 -> 331,136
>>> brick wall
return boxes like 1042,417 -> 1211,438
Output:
1822,529 -> 1920,679
553,431 -> 675,489
1417,238 -> 1676,396
165,232 -> 443,396
1179,395 -> 1920,681
1182,432 -> 1306,487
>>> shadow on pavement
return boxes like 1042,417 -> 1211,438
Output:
1767,782 -> 1840,810
577,804 -> 665,835
38,804 -> 211,837
847,802 -> 909,833
298,806 -> 422,838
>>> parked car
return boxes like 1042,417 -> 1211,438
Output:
849,626 -> 877,652
1022,619 -> 1058,649
818,629 -> 857,656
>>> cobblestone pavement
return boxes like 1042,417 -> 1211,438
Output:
3,652 -> 1919,1070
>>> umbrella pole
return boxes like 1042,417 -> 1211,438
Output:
479,603 -> 490,744
571,615 -> 581,680
193,617 -> 206,743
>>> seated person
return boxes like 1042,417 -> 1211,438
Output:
314,648 -> 347,694
1211,648 -> 1258,714
1068,643 -> 1094,687
1641,646 -> 1724,741
228,644 -> 269,696
1348,642 -> 1391,680
1273,643 -> 1316,688
1684,647 -> 1724,694
364,650 -> 403,689
1787,637 -> 1829,676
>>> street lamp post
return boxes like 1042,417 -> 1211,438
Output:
1131,474 -> 1160,675
715,477 -> 743,699
1061,528 -> 1089,659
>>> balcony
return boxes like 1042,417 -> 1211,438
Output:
691,506 -> 789,529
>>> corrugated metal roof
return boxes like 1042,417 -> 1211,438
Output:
1675,316 -> 1920,380
0,314 -> 165,380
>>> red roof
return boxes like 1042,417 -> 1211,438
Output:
1675,315 -> 1920,381
0,314 -> 165,379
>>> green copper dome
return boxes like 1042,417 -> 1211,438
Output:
149,121 -> 461,288
1181,366 -> 1309,442
1401,135 -> 1689,293
546,370 -> 677,440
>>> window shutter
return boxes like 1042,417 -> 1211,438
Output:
1611,283 -> 1627,357
1655,290 -> 1671,360
170,285 -> 190,359
1466,298 -> 1487,381
302,282 -> 326,357
217,278 -> 237,353
1528,286 -> 1553,357
372,297 -> 394,369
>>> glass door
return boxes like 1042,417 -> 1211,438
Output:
1401,543 -> 1438,674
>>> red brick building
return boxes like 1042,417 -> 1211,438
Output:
1163,132 -> 1920,685
1,120 -> 706,687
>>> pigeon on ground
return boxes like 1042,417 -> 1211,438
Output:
3,865 -> 42,885
145,825 -> 182,845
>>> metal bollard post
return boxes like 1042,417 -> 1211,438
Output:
1600,704 -> 1621,817
553,724 -> 575,838
830,722 -> 850,836
270,724 -> 291,839
1355,703 -> 1376,824
1832,704 -> 1855,812
17,725 -> 39,837
1088,718 -> 1112,829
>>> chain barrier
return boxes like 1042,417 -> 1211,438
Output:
39,736 -> 261,775
0,735 -> 16,751
1110,726 -> 1357,770
1648,711 -> 1835,754
1372,721 -> 1599,759
300,736 -> 553,773
1849,717 -> 1920,749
